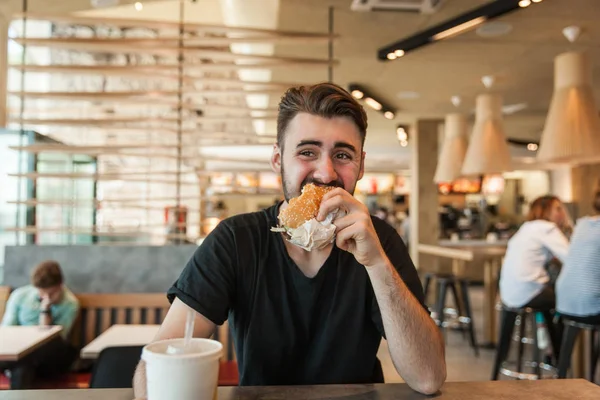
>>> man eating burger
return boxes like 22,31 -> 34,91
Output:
134,83 -> 446,396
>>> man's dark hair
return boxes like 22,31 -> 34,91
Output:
277,83 -> 368,150
31,260 -> 63,289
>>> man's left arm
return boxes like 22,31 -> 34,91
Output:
318,189 -> 446,395
367,254 -> 446,395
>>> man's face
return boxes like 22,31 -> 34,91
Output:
37,285 -> 63,305
271,113 -> 365,202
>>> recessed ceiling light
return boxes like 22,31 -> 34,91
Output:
476,21 -> 513,38
364,97 -> 383,111
527,143 -> 539,151
396,91 -> 420,100
396,127 -> 408,141
451,95 -> 462,107
351,90 -> 364,99
532,0 -> 543,3
134,2 -> 143,11
481,75 -> 495,89
518,0 -> 531,8
349,84 -> 396,119
563,26 -> 582,43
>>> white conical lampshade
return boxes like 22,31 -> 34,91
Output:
537,51 -> 600,164
461,93 -> 512,176
434,113 -> 468,183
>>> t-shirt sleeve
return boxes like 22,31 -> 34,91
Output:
167,220 -> 237,326
371,221 -> 428,338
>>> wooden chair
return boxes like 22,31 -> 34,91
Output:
0,286 -> 13,390
71,293 -> 170,349
0,286 -> 12,321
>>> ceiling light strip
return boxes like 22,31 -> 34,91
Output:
378,0 -> 537,60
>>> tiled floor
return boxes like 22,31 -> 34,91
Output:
378,286 -> 496,383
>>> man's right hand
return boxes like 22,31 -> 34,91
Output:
41,296 -> 51,309
38,296 -> 52,326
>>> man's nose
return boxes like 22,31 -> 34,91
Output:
313,157 -> 338,184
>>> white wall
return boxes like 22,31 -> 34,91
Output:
549,166 -> 573,202
504,170 -> 550,216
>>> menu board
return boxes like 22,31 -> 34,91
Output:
356,173 -> 395,194
210,173 -> 234,187
438,177 -> 482,195
393,175 -> 410,195
259,172 -> 281,190
235,173 -> 258,188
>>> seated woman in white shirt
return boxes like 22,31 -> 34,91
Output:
556,191 -> 600,325
500,195 -> 570,310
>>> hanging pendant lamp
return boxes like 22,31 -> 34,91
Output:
461,93 -> 512,176
537,51 -> 600,164
434,113 -> 469,183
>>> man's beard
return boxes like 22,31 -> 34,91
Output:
280,162 -> 354,203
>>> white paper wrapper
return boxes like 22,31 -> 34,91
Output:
271,211 -> 339,251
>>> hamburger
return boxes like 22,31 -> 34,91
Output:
271,183 -> 339,251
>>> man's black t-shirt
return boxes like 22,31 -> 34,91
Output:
167,204 -> 426,386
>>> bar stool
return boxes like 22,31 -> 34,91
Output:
492,305 -> 559,380
423,272 -> 479,356
556,317 -> 600,382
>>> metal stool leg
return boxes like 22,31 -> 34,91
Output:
588,329 -> 597,383
492,309 -> 518,380
542,311 -> 561,364
449,281 -> 465,318
593,329 -> 600,383
516,314 -> 526,373
436,280 -> 449,330
557,323 -> 580,379
531,313 -> 542,379
423,274 -> 432,303
448,281 -> 466,338
459,280 -> 479,356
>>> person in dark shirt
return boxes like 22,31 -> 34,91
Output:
133,83 -> 446,397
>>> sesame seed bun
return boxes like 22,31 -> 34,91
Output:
278,183 -> 334,229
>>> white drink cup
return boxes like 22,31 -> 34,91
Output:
142,338 -> 223,400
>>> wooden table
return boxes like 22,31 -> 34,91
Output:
0,326 -> 63,362
80,324 -> 160,359
0,380 -> 598,399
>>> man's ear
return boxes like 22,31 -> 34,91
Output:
358,151 -> 366,180
270,144 -> 282,173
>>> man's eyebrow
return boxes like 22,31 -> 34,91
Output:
296,140 -> 322,148
334,142 -> 357,153
295,140 -> 357,154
